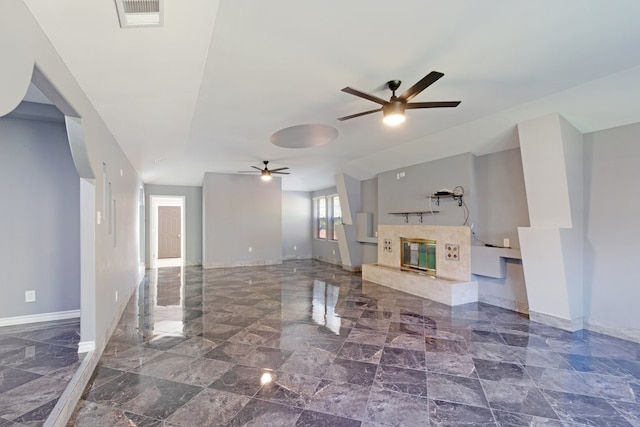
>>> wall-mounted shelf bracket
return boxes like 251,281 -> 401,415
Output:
430,193 -> 463,207
389,211 -> 439,223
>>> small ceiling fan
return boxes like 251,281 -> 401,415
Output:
337,71 -> 461,125
238,161 -> 290,181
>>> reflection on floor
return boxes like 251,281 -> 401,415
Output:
62,259 -> 640,425
0,318 -> 81,425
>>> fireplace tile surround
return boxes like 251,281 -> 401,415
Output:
362,225 -> 478,306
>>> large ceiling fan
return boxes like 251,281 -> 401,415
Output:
239,161 -> 290,181
337,71 -> 460,125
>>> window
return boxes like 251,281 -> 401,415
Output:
314,195 -> 342,241
331,195 -> 342,241
314,197 -> 327,239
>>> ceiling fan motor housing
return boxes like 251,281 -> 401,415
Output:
384,101 -> 405,116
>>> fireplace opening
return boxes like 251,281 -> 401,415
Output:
400,238 -> 436,276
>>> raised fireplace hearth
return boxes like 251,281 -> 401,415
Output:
362,225 -> 478,306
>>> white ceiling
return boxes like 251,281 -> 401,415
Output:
22,0 -> 640,191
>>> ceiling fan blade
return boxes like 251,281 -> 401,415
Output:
341,87 -> 389,106
251,165 -> 262,171
272,171 -> 290,175
405,101 -> 461,109
398,71 -> 444,102
337,108 -> 382,121
269,167 -> 289,172
238,170 -> 258,173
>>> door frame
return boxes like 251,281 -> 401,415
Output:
150,195 -> 185,268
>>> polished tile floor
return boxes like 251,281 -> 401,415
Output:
0,318 -> 81,425
12,259 -> 640,426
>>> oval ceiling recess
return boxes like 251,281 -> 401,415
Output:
270,124 -> 338,149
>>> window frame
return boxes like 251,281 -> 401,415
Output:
313,194 -> 342,241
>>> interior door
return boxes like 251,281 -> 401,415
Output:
158,206 -> 181,258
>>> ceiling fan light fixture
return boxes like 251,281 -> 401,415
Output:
261,170 -> 272,181
383,102 -> 406,126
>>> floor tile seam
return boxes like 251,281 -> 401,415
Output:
474,373 -> 504,425
9,396 -> 60,424
251,394 -> 309,412
0,365 -> 46,380
570,364 -> 639,397
426,369 -> 490,409
602,396 -> 640,422
534,379 -> 636,404
530,384 -> 578,424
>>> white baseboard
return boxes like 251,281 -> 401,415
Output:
529,310 -> 584,332
44,349 -> 99,427
585,319 -> 640,344
478,294 -> 529,315
77,340 -> 96,353
46,273 -> 144,427
0,309 -> 80,327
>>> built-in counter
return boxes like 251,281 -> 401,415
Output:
470,246 -> 522,279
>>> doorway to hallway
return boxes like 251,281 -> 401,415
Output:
150,195 -> 185,268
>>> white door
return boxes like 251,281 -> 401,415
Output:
158,206 -> 181,258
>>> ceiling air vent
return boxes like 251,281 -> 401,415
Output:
115,0 -> 164,28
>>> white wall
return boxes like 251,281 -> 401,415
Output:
583,122 -> 640,337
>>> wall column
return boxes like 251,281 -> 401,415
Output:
335,173 -> 362,270
517,113 -> 584,331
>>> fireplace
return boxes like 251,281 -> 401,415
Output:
400,237 -> 436,276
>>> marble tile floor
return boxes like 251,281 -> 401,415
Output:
0,318 -> 82,426
63,259 -> 640,426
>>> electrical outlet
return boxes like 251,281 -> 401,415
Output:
503,238 -> 510,248
249,247 -> 252,252
25,290 -> 36,302
293,245 -> 297,251
332,249 -> 336,255
25,346 -> 35,358
115,291 -> 118,302
97,211 -> 102,225
445,244 -> 460,261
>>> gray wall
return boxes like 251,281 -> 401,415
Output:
474,148 -> 530,248
336,150 -> 530,312
360,177 -> 378,264
144,184 -> 203,266
282,191 -> 312,260
377,152 -> 477,227
583,122 -> 640,332
1,3 -> 145,351
474,148 -> 530,311
203,173 -> 282,267
0,115 -> 80,318
311,187 -> 341,265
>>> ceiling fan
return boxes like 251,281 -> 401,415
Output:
337,71 -> 461,125
238,161 -> 290,181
